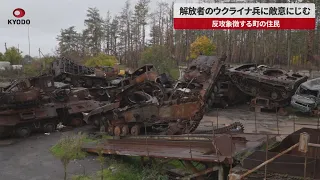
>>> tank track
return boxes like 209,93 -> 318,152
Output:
230,75 -> 292,102
184,99 -> 206,134
193,122 -> 245,134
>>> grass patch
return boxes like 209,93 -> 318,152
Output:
101,134 -> 113,140
50,134 -> 87,159
71,156 -> 169,180
71,175 -> 92,180
97,162 -> 169,180
169,68 -> 180,80
82,136 -> 100,143
168,160 -> 184,169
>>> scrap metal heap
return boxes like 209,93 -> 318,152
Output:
83,71 -> 203,136
0,75 -> 104,138
83,55 -> 243,136
227,64 -> 308,109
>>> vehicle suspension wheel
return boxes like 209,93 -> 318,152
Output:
121,125 -> 129,136
107,126 -> 114,135
130,125 -> 140,136
16,126 -> 31,138
114,126 -> 121,136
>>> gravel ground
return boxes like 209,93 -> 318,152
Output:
0,126 -> 101,180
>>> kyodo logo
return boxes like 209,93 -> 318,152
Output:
8,8 -> 30,25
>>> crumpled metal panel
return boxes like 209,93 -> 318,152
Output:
243,128 -> 320,179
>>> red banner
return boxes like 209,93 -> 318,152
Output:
173,18 -> 315,30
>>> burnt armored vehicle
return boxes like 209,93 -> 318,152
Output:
83,55 -> 244,136
179,55 -> 247,109
84,81 -> 204,136
227,64 -> 308,108
50,56 -> 121,88
0,75 -> 104,138
291,78 -> 320,115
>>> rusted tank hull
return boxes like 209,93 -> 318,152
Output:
227,64 -> 308,107
181,55 -> 246,108
0,106 -> 58,138
84,79 -> 205,136
0,75 -> 107,138
87,99 -> 204,136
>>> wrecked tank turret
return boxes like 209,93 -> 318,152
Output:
227,64 -> 308,108
179,55 -> 247,108
291,78 -> 320,115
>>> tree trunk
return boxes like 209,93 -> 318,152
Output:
64,164 -> 67,180
101,164 -> 103,180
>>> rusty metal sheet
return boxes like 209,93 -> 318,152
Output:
243,151 -> 320,179
213,135 -> 236,157
82,133 -> 271,164
270,128 -> 320,158
67,100 -> 102,114
134,71 -> 158,84
159,101 -> 201,119
83,102 -> 120,124
122,104 -> 159,122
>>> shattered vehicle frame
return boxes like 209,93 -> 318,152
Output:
83,80 -> 205,136
291,77 -> 320,115
83,55 -> 235,137
0,75 -> 104,138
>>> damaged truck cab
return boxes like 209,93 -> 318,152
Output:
291,78 -> 320,114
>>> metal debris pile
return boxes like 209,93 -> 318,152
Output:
0,54 -> 315,139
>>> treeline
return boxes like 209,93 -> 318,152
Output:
56,0 -> 320,72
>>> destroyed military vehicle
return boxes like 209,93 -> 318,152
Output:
0,75 -> 104,138
227,64 -> 308,108
82,55 -> 245,136
179,55 -> 247,109
291,78 -> 320,115
50,56 -> 122,87
84,80 -> 204,136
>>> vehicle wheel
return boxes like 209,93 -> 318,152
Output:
97,89 -> 105,96
107,126 -> 114,135
16,127 -> 31,138
114,126 -> 121,136
43,123 -> 56,133
130,125 -> 140,136
271,92 -> 278,100
121,125 -> 129,136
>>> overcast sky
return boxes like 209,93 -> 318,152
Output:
0,0 -> 198,57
